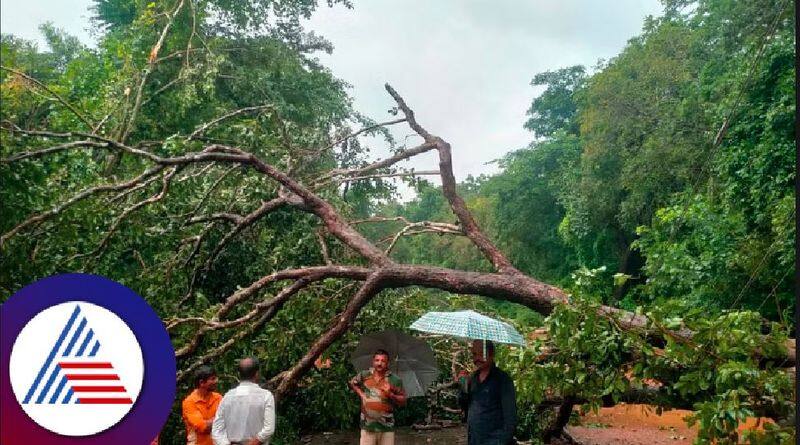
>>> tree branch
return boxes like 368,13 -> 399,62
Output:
272,272 -> 385,398
316,141 -> 437,185
75,167 -> 179,261
0,66 -> 95,128
199,196 -> 287,273
385,84 -> 521,275
0,166 -> 165,248
2,140 -> 108,162
320,117 -> 406,153
172,265 -> 371,360
175,278 -> 312,359
186,105 -> 273,141
333,170 -> 440,184
120,0 -> 186,142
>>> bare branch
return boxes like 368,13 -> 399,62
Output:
120,0 -> 186,142
110,174 -> 163,203
2,140 -> 108,163
384,223 -> 464,255
273,272 -> 385,398
186,212 -> 243,225
186,105 -> 273,141
177,163 -> 216,183
0,166 -> 165,248
351,216 -> 411,225
334,170 -> 440,184
317,141 -> 437,184
173,265 -> 371,362
0,125 -> 172,163
316,228 -> 332,265
0,66 -> 95,128
77,167 -> 180,261
175,278 -> 311,359
212,265 -> 370,322
177,304 -> 277,382
320,118 -> 406,152
385,84 -> 520,275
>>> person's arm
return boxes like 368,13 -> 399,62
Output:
388,377 -> 406,407
255,391 -> 276,443
182,398 -> 211,434
348,372 -> 366,400
498,374 -> 517,444
211,396 -> 230,445
457,374 -> 470,415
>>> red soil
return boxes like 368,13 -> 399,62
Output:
567,403 -> 773,445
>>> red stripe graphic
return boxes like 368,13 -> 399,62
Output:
78,398 -> 133,404
71,386 -> 127,392
66,374 -> 120,380
59,362 -> 113,368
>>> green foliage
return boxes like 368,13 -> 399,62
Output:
497,268 -> 794,443
391,10 -> 798,428
524,65 -> 586,138
481,133 -> 581,284
0,1 -> 382,442
1,0 -> 795,443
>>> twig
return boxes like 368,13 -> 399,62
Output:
120,0 -> 186,142
186,105 -> 273,141
0,66 -> 94,128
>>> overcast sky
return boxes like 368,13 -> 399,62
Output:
1,0 -> 663,196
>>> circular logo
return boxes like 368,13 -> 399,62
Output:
1,274 -> 176,445
9,301 -> 145,435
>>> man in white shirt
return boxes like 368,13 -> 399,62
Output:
212,357 -> 276,445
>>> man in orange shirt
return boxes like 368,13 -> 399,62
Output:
182,365 -> 222,445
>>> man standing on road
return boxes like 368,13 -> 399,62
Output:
212,357 -> 276,445
348,349 -> 407,445
182,365 -> 222,445
459,340 -> 517,445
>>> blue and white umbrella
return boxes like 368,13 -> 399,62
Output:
409,310 -> 526,346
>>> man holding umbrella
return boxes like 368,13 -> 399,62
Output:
459,339 -> 517,445
348,349 -> 407,445
410,310 -> 522,445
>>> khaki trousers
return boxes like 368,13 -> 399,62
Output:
359,430 -> 395,445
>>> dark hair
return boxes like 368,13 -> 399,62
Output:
194,365 -> 216,387
373,349 -> 390,360
238,357 -> 260,380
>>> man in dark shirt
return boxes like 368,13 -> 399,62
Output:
458,340 -> 517,445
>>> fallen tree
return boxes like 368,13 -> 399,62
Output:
1,2 -> 794,443
2,84 -> 794,391
3,81 -> 795,444
2,45 -> 796,445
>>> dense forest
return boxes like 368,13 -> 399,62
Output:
1,0 -> 795,444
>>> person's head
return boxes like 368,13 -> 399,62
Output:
470,339 -> 495,370
238,357 -> 260,382
372,349 -> 390,373
194,365 -> 218,391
